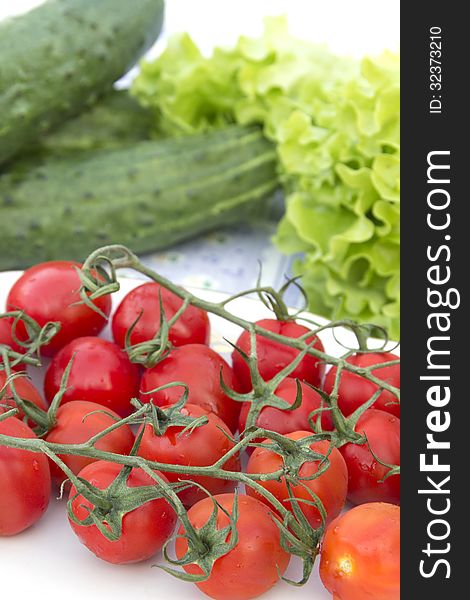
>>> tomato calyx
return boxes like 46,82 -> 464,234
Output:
136,384 -> 210,437
253,430 -> 331,480
275,499 -> 321,586
308,360 -> 390,449
224,328 -> 322,433
78,253 -> 176,369
67,459 -> 180,542
76,258 -> 120,319
253,271 -> 302,322
161,491 -> 240,583
123,289 -> 185,368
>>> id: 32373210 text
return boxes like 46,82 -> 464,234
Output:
429,26 -> 442,114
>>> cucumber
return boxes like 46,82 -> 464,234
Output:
0,126 -> 279,269
0,0 -> 164,166
30,90 -> 157,157
2,90 -> 157,178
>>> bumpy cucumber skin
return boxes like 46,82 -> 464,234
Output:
0,0 -> 164,165
2,90 -> 156,179
31,90 -> 156,156
0,127 -> 279,269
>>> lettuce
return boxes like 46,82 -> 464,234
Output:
132,17 -> 400,339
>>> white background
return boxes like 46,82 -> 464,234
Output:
1,0 -> 400,59
0,1 -> 399,599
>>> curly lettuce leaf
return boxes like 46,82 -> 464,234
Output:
132,17 -> 400,339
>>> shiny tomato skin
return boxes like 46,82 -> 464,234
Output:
175,493 -> 290,600
238,377 -> 322,438
139,344 -> 241,432
44,337 -> 141,417
0,416 -> 51,535
69,461 -> 177,564
340,409 -> 400,505
320,503 -> 400,600
138,404 -> 240,507
246,432 -> 348,529
322,352 -> 400,429
112,282 -> 210,349
6,261 -> 111,356
45,400 -> 134,486
232,319 -> 325,393
0,371 -> 48,427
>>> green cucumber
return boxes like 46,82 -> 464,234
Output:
0,0 -> 164,166
29,90 -> 157,157
1,126 -> 269,208
0,126 -> 279,269
2,90 -> 157,179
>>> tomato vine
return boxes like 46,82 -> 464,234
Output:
0,243 -> 400,587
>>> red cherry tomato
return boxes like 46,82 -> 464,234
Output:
340,409 -> 400,505
69,461 -> 177,564
0,371 -> 47,427
246,432 -> 348,529
175,493 -> 290,600
112,282 -> 210,349
138,403 -> 240,507
322,352 -> 400,429
238,377 -> 322,439
0,416 -> 51,535
6,261 -> 111,356
44,337 -> 140,417
232,319 -> 325,393
45,400 -> 134,486
320,503 -> 400,600
139,344 -> 241,432
0,317 -> 23,354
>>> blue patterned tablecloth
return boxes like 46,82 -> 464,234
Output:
127,221 -> 303,309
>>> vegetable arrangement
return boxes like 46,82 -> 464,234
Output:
0,3 -> 399,337
0,244 -> 400,599
132,18 -> 400,338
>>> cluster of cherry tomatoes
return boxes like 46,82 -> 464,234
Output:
0,259 -> 400,600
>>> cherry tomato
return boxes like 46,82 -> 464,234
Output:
322,352 -> 400,429
139,344 -> 241,432
0,416 -> 51,535
232,319 -> 325,393
45,400 -> 134,486
320,503 -> 400,600
0,317 -> 23,354
238,377 -> 322,439
6,261 -> 111,356
246,432 -> 348,529
0,371 -> 47,427
69,461 -> 177,564
138,403 -> 240,507
112,282 -> 210,349
44,337 -> 141,417
175,493 -> 290,600
340,409 -> 400,505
